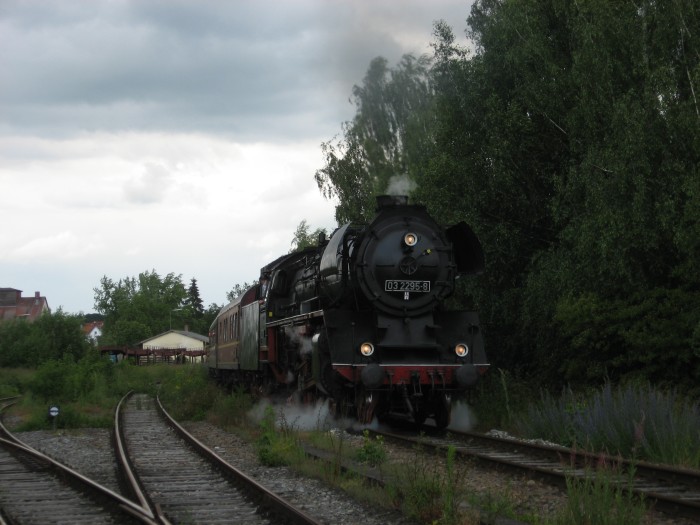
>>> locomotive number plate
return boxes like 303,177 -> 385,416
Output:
384,280 -> 431,293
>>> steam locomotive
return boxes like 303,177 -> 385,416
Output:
207,195 -> 488,428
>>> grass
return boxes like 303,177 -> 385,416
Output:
515,382 -> 700,468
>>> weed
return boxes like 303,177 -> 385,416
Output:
324,428 -> 346,482
553,464 -> 646,525
255,405 -> 303,467
443,445 -> 457,524
499,369 -> 513,427
354,430 -> 386,466
387,441 -> 477,525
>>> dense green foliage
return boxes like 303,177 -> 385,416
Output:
0,310 -> 90,368
94,270 -> 219,345
317,0 -> 700,394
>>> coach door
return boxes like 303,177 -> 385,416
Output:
240,301 -> 260,370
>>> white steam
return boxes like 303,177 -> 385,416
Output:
248,398 -> 354,432
447,400 -> 477,432
285,325 -> 313,356
386,174 -> 417,196
246,396 -> 477,433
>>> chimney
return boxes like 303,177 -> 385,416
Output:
376,195 -> 408,209
35,291 -> 40,304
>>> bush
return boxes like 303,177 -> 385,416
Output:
0,310 -> 90,368
13,358 -> 202,431
29,352 -> 118,404
30,358 -> 73,402
0,368 -> 32,397
208,387 -> 254,428
157,364 -> 217,420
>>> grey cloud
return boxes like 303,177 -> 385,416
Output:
1,0 -> 471,140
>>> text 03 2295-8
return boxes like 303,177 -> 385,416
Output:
384,280 -> 431,293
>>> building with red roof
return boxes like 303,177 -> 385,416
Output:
82,321 -> 104,343
0,288 -> 51,322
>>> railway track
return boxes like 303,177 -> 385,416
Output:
0,398 -> 154,525
0,395 -> 322,525
116,392 -> 321,525
367,427 -> 700,521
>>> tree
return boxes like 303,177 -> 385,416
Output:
94,270 -> 187,346
289,220 -> 327,252
315,54 -> 436,223
201,302 -> 222,334
417,0 -> 700,389
184,278 -> 204,319
226,282 -> 257,303
178,278 -> 209,334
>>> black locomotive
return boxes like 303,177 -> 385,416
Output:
207,195 -> 488,428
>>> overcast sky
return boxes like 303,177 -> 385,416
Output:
1,0 -> 473,315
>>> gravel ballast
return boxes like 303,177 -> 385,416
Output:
11,418 -> 696,525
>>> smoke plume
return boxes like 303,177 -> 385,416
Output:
386,174 -> 417,196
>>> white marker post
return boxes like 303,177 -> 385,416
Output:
48,405 -> 59,432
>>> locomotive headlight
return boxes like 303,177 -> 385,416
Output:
360,342 -> 375,356
455,343 -> 469,358
404,232 -> 418,247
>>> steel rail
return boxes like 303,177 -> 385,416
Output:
0,398 -> 158,524
114,390 -> 171,524
370,427 -> 700,521
155,394 -> 323,525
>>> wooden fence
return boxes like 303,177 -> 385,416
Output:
99,346 -> 207,365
